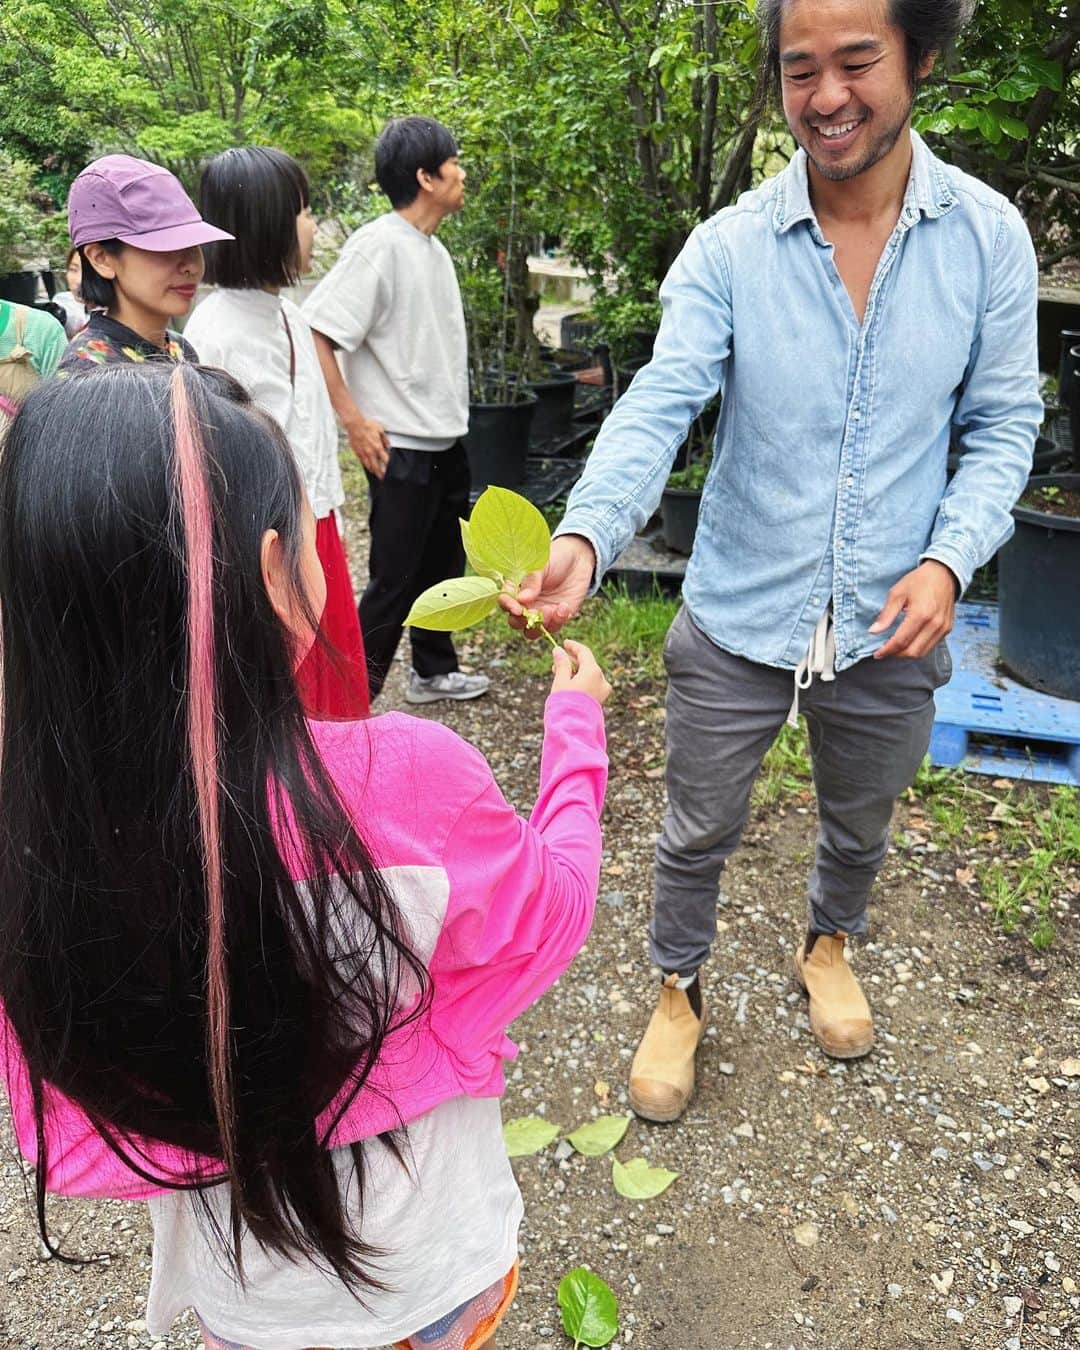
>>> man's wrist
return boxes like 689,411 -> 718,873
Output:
921,558 -> 961,598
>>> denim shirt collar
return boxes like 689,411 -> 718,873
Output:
772,130 -> 957,237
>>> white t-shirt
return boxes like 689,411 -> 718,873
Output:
301,211 -> 469,450
185,289 -> 345,518
145,1093 -> 522,1349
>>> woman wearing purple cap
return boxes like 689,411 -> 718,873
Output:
59,155 -> 233,372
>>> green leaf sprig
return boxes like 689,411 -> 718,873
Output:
404,486 -> 557,646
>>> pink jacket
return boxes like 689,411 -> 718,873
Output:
0,690 -> 607,1199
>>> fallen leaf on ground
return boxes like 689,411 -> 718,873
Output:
503,1117 -> 561,1157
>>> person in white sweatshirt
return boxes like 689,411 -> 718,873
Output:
187,146 -> 370,719
303,116 -> 490,706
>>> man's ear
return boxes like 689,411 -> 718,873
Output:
917,49 -> 938,82
260,527 -> 293,628
415,165 -> 433,196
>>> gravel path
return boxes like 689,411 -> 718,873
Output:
2,492 -> 1076,1350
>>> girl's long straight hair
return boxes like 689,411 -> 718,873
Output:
0,364 -> 429,1292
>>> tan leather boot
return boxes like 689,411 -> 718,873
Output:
628,974 -> 709,1122
794,931 -> 874,1059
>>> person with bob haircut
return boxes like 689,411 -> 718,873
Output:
60,154 -> 232,371
304,116 -> 489,706
0,361 -> 610,1350
187,145 -> 371,721
506,0 -> 1040,1124
52,246 -> 90,337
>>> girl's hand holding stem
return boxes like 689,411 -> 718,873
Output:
550,640 -> 611,706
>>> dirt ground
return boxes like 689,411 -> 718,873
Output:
1,502 -> 1076,1350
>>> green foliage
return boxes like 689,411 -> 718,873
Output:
405,487 -> 555,642
912,1 -> 1080,266
0,0 -> 378,190
0,154 -> 66,271
557,1267 -> 619,1349
666,449 -> 713,492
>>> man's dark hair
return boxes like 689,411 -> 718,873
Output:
78,240 -> 123,309
374,116 -> 459,209
199,146 -> 311,289
758,0 -> 975,97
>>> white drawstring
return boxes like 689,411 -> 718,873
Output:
788,609 -> 836,727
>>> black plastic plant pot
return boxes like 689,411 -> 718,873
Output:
525,371 -> 578,440
463,394 -> 537,489
998,473 -> 1080,701
615,355 -> 649,397
1059,330 -> 1080,409
660,487 -> 702,555
0,271 -> 40,304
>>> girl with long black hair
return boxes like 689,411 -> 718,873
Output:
0,363 -> 609,1350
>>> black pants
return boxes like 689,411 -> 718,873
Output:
360,442 -> 469,700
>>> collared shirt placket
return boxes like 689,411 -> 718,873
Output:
831,207 -> 919,663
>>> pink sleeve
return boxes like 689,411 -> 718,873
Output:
428,690 -> 607,1090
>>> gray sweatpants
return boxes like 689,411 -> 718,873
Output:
651,607 -> 952,975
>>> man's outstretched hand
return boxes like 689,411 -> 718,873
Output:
869,559 -> 958,659
501,533 -> 597,637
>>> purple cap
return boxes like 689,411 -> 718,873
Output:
68,154 -> 234,251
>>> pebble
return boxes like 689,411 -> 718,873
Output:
733,1121 -> 755,1140
931,1269 -> 955,1295
1003,1297 -> 1023,1317
935,1113 -> 957,1129
945,1309 -> 964,1324
887,1283 -> 903,1298
717,1062 -> 736,1076
793,1222 -> 819,1248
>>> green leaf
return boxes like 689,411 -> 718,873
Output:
568,1115 -> 631,1157
1018,55 -> 1063,93
460,518 -> 503,582
503,1116 -> 561,1157
995,76 -> 1040,102
612,1156 -> 679,1199
998,114 -> 1030,141
404,576 -> 500,632
976,108 -> 1002,144
467,486 -> 551,586
557,1267 -> 619,1348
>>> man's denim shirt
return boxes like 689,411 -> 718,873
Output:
558,133 -> 1042,671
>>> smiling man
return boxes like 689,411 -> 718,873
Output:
506,0 -> 1042,1120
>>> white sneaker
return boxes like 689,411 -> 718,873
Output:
405,669 -> 491,704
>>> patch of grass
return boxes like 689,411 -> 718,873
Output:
472,582 -> 680,683
754,722 -> 812,808
912,766 -> 1076,951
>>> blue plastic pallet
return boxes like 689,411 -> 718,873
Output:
930,603 -> 1080,786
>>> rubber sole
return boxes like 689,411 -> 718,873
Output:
404,684 -> 490,705
628,1003 -> 710,1123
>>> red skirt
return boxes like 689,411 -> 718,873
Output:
295,513 -> 371,719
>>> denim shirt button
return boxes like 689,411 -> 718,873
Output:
851,409 -> 861,420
